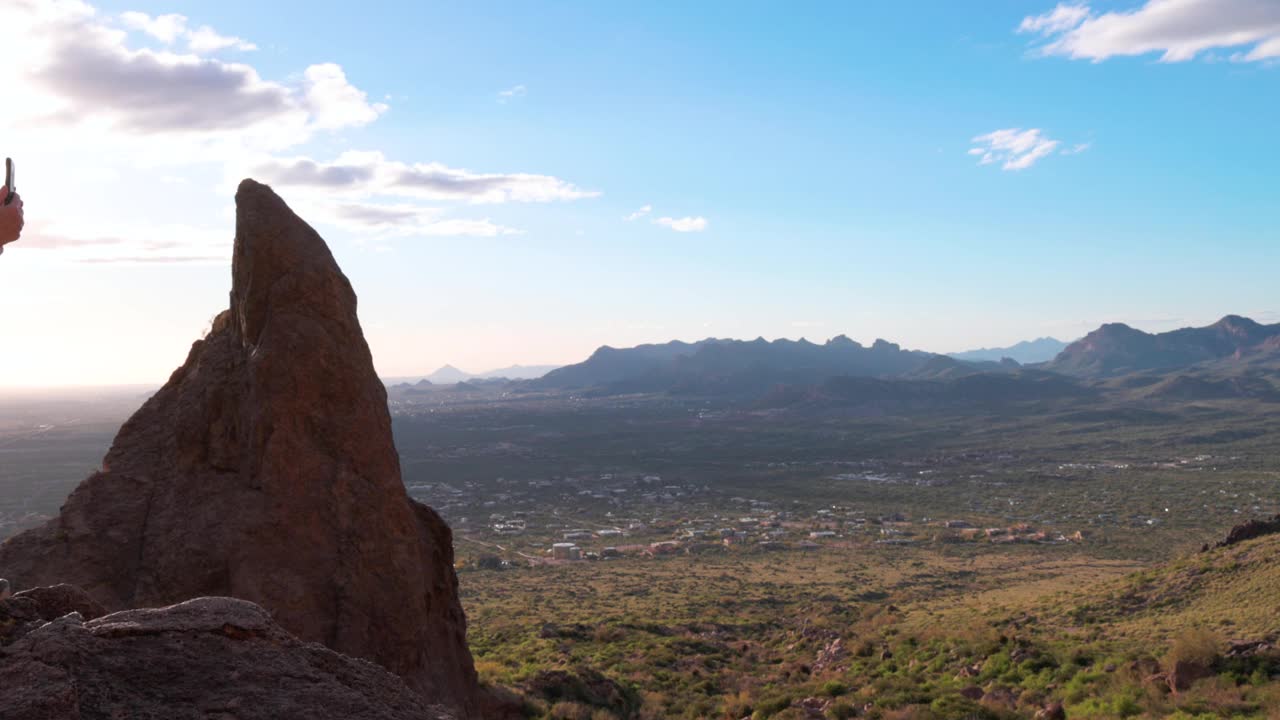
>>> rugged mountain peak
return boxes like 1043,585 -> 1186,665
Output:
0,179 -> 478,715
1049,315 -> 1280,377
1214,314 -> 1258,328
826,334 -> 861,348
1089,322 -> 1143,339
1210,314 -> 1266,342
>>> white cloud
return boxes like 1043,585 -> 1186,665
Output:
654,216 -> 709,232
249,156 -> 376,187
497,84 -> 527,103
303,64 -> 387,130
1018,4 -> 1089,35
1019,0 -> 1280,63
970,128 -> 1061,171
1061,142 -> 1092,155
250,151 -> 600,204
624,204 -> 652,221
0,0 -> 593,264
3,2 -> 380,156
187,25 -> 257,53
308,201 -> 520,238
120,11 -> 188,44
395,163 -> 598,203
120,11 -> 256,53
37,42 -> 294,134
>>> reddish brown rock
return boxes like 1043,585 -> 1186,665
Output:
0,595 -> 458,720
1210,514 -> 1280,550
0,180 -> 477,715
0,584 -> 106,647
1035,702 -> 1066,720
1167,659 -> 1212,692
8,584 -> 105,622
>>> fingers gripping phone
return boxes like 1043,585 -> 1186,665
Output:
3,158 -> 14,205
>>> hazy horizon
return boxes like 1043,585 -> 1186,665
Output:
2,0 -> 1277,386
4,312 -> 1277,392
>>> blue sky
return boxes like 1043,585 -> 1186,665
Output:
1,0 -> 1277,385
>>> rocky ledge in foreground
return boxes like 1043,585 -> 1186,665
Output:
0,179 -> 477,715
0,592 -> 457,720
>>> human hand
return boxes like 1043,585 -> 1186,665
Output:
0,187 -> 24,248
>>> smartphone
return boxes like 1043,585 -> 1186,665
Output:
3,158 -> 13,206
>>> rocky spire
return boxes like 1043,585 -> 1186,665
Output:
0,180 -> 478,715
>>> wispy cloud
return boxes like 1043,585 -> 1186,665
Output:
19,230 -> 125,250
623,204 -> 652,221
121,11 -> 256,52
320,201 -> 520,238
251,151 -> 600,204
1017,4 -> 1089,35
497,84 -> 527,103
78,255 -> 229,264
969,128 -> 1061,171
120,11 -> 188,44
654,216 -> 709,232
1061,142 -> 1092,155
16,218 -> 231,264
1019,1 -> 1280,63
186,25 -> 257,53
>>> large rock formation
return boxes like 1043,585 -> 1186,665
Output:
1207,513 -> 1280,550
0,594 -> 458,720
0,180 -> 477,714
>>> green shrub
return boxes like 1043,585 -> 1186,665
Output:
821,680 -> 849,697
825,701 -> 858,719
1068,688 -> 1143,719
1167,628 -> 1221,669
751,695 -> 792,719
929,694 -> 997,719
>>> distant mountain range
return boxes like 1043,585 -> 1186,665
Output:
385,364 -> 561,386
522,316 -> 1280,408
535,335 -> 993,395
385,316 -> 1280,410
948,337 -> 1069,364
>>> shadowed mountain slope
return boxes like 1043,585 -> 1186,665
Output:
1047,316 -> 1280,377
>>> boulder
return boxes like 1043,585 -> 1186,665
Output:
1167,659 -> 1213,692
1226,639 -> 1275,658
0,595 -> 457,720
0,584 -> 105,646
812,636 -> 848,674
1210,514 -> 1280,550
1035,702 -> 1066,720
0,180 -> 477,714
